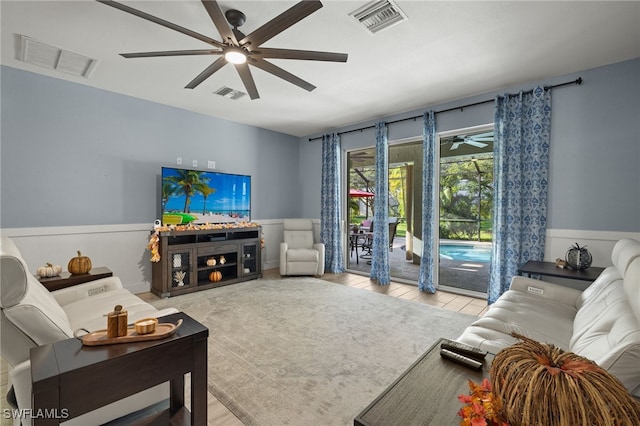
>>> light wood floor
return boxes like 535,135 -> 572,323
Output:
154,269 -> 489,425
1,270 -> 487,426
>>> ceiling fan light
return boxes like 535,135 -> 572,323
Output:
224,48 -> 247,64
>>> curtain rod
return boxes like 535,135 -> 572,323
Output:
308,77 -> 582,142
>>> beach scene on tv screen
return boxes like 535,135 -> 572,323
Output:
162,168 -> 250,225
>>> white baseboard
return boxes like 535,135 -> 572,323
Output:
263,260 -> 280,270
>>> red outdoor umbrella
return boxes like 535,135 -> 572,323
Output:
349,189 -> 375,197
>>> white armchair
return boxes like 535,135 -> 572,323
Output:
279,219 -> 325,276
0,236 -> 178,425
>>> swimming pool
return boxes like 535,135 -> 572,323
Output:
439,244 -> 492,263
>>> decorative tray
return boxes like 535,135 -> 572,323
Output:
75,319 -> 183,346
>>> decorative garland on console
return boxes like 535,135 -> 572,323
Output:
147,221 -> 262,262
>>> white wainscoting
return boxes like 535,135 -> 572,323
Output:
545,229 -> 640,267
1,219 -> 322,294
2,224 -> 155,294
541,229 -> 640,290
2,225 -> 636,294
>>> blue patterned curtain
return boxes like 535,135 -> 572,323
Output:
370,122 -> 390,285
488,87 -> 551,304
418,111 -> 437,293
320,133 -> 344,273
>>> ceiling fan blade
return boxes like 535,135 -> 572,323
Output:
450,142 -> 462,150
468,137 -> 493,142
234,63 -> 260,100
185,57 -> 227,89
240,0 -> 322,47
251,58 -> 316,92
465,141 -> 488,148
473,132 -> 494,138
96,0 -> 225,48
201,0 -> 237,45
121,49 -> 223,58
253,48 -> 347,62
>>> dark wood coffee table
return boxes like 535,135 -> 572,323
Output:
355,338 -> 492,426
31,312 -> 208,425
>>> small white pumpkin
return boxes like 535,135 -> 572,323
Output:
37,262 -> 62,278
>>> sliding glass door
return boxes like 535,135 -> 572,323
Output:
345,126 -> 493,296
437,125 -> 494,296
346,141 -> 422,282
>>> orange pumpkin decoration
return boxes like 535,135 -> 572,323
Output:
68,250 -> 92,275
209,270 -> 222,282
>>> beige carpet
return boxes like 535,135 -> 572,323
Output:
151,277 -> 477,425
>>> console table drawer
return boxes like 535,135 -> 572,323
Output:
199,244 -> 237,255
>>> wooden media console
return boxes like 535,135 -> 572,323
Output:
151,226 -> 262,297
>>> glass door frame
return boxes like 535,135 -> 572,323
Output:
342,137 -> 423,285
342,145 -> 372,276
435,123 -> 494,296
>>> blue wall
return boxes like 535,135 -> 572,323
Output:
2,59 -> 639,233
300,58 -> 640,233
1,66 -> 302,228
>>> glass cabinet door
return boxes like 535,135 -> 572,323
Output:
168,249 -> 193,289
242,243 -> 258,276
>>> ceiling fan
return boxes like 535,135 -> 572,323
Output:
96,0 -> 348,100
450,132 -> 493,150
350,151 -> 374,160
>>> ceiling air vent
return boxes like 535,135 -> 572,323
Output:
18,35 -> 97,78
213,86 -> 247,100
349,0 -> 408,34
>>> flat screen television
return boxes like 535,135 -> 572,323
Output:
161,167 -> 251,225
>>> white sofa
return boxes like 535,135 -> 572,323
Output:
1,236 -> 179,425
458,238 -> 640,397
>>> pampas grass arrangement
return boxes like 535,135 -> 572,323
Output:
490,334 -> 640,426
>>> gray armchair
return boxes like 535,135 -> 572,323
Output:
279,219 -> 325,276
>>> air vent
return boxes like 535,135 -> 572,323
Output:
213,86 -> 247,100
18,35 -> 97,78
349,0 -> 408,34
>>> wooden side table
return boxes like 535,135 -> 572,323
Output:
355,338 -> 493,425
518,260 -> 605,282
36,267 -> 113,291
30,312 -> 208,425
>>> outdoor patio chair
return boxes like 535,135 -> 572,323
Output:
389,220 -> 398,251
350,233 -> 369,264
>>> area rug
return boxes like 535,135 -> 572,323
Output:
151,277 -> 477,425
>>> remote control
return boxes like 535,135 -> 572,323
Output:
440,339 -> 488,360
440,348 -> 483,371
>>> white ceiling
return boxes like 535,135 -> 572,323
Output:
2,1 -> 639,137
